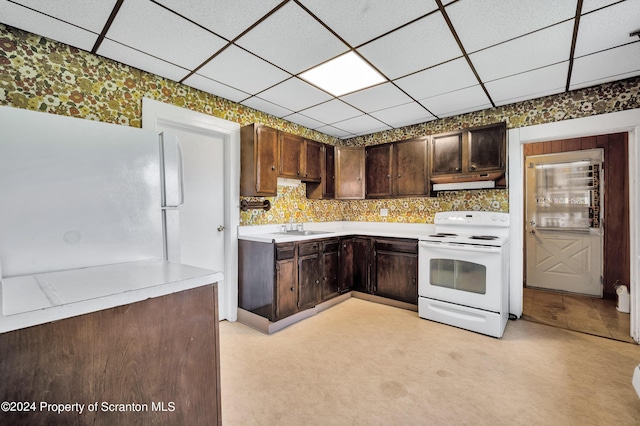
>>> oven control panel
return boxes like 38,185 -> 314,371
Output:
434,211 -> 509,227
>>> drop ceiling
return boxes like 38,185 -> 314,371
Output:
1,0 -> 639,139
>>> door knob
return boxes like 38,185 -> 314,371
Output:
529,230 -> 535,235
217,225 -> 225,232
530,220 -> 536,226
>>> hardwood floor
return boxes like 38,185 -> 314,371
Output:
522,287 -> 634,343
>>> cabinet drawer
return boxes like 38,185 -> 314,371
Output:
298,241 -> 319,257
276,243 -> 295,260
374,238 -> 417,254
322,239 -> 339,253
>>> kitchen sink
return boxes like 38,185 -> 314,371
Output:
270,230 -> 333,236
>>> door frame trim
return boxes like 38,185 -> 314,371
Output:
141,98 -> 240,322
508,108 -> 640,342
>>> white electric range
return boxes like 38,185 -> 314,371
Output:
418,211 -> 510,338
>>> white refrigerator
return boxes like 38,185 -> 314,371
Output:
0,106 -> 220,331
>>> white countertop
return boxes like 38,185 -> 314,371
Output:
238,221 -> 436,243
0,259 -> 223,333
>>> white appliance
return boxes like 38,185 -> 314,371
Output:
418,211 -> 510,338
0,106 -> 188,284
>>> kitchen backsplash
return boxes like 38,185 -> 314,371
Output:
240,183 -> 508,225
2,24 -> 639,227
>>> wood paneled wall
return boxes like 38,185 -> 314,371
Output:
523,133 -> 629,298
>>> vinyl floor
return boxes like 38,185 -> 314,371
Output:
219,297 -> 640,425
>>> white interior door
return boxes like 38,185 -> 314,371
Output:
142,98 -> 240,322
525,150 -> 604,296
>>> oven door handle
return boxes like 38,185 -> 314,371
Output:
419,241 -> 504,254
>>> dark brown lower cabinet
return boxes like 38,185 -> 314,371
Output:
276,243 -> 298,321
239,238 -> 341,322
321,239 -> 340,300
372,238 -> 418,304
340,237 -> 371,293
298,241 -> 321,311
0,285 -> 221,426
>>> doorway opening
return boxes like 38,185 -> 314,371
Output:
521,133 -> 631,342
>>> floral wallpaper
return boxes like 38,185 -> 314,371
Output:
2,23 -> 639,227
240,183 -> 508,225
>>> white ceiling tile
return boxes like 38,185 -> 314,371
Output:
9,0 -> 118,33
358,11 -> 462,79
582,0 -> 622,14
298,0 -> 437,47
570,43 -> 640,90
283,113 -> 326,129
154,0 -> 282,40
470,21 -> 574,82
333,114 -> 391,135
300,100 -> 361,124
446,0 -> 577,53
0,2 -> 98,51
242,96 -> 294,117
394,57 -> 478,100
574,1 -> 640,57
235,1 -> 348,74
340,83 -> 413,112
257,78 -> 333,112
98,39 -> 190,82
370,102 -> 434,128
315,125 -> 353,139
183,74 -> 250,103
106,0 -> 227,69
486,62 -> 569,106
196,45 -> 290,94
419,85 -> 491,117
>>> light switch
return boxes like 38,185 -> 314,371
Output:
380,208 -> 389,217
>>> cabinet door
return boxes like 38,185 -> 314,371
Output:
275,257 -> 297,321
335,146 -> 365,199
304,140 -> 322,182
373,248 -> 417,304
365,144 -> 393,198
339,237 -> 369,293
324,145 -> 335,198
297,241 -> 321,311
321,239 -> 339,301
279,132 -> 303,178
395,138 -> 428,196
468,124 -> 505,172
240,124 -> 277,196
431,133 -> 462,175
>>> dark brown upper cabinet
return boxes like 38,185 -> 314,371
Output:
335,146 -> 365,199
365,144 -> 392,197
468,124 -> 506,172
278,132 -> 303,179
240,123 -> 278,197
303,139 -> 322,182
307,144 -> 335,199
429,122 -> 506,188
365,137 -> 428,198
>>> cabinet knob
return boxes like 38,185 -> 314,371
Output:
397,174 -> 402,178
315,280 -> 319,284
454,167 -> 460,172
387,174 -> 390,178
271,165 -> 276,170
297,170 -> 300,175
470,165 -> 477,171
290,287 -> 294,292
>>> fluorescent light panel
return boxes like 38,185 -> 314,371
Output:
300,51 -> 386,96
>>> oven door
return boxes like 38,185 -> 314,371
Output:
418,241 -> 505,312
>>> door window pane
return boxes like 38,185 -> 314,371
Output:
430,258 -> 486,294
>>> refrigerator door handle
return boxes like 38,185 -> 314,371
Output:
176,140 -> 185,207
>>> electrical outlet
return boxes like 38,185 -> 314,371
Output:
380,208 -> 389,217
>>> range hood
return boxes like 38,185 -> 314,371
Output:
431,171 -> 505,191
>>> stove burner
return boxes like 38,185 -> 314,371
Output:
429,233 -> 458,237
469,235 -> 499,240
